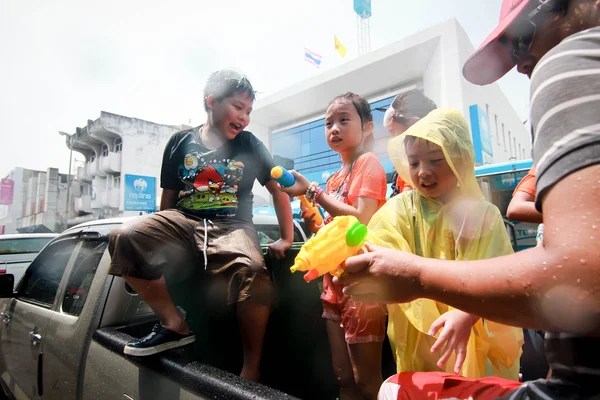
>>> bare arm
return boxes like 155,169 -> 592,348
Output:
266,180 -> 294,244
420,165 -> 600,333
507,191 -> 543,224
316,192 -> 379,225
160,189 -> 179,211
279,169 -> 380,225
341,165 -> 600,335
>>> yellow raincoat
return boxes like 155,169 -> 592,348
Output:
368,109 -> 523,380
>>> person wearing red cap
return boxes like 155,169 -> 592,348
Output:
337,0 -> 600,398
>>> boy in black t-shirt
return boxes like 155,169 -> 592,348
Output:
108,69 -> 294,382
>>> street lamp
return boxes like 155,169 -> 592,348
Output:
58,131 -> 73,219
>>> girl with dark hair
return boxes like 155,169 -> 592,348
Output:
281,92 -> 387,400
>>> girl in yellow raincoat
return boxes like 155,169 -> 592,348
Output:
367,108 -> 523,380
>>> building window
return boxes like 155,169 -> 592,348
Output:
513,138 -> 517,159
494,115 -> 500,145
115,138 -> 123,153
518,143 -> 522,160
114,175 -> 121,189
90,153 -> 96,163
271,94 -> 396,185
502,123 -> 507,151
101,145 -> 109,157
508,131 -> 512,157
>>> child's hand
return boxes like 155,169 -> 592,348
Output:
267,238 -> 293,260
300,202 -> 322,234
428,310 -> 479,374
279,170 -> 311,197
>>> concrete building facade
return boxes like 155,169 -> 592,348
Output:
63,112 -> 187,223
0,167 -> 70,234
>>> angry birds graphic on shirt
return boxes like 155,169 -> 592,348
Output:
177,154 -> 245,216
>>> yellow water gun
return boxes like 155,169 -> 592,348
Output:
290,215 -> 368,282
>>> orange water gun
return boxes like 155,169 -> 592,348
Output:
290,215 -> 368,282
271,166 -> 324,227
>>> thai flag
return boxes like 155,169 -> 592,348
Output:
304,48 -> 322,67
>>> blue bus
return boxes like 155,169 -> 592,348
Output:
475,159 -> 537,251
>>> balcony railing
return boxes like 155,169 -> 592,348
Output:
88,159 -> 106,178
74,195 -> 92,213
108,189 -> 120,209
100,152 -> 122,174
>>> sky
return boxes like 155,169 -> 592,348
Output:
0,0 -> 531,178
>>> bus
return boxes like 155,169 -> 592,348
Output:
475,159 -> 537,251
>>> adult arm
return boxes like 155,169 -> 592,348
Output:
507,191 -> 543,223
340,164 -> 600,335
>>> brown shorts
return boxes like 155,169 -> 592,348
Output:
108,210 -> 273,306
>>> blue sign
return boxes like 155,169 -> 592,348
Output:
124,174 -> 156,211
469,104 -> 493,165
354,0 -> 372,18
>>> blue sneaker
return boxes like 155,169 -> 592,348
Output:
124,324 -> 195,356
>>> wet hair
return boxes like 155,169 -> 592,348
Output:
328,92 -> 374,151
391,89 -> 437,119
203,69 -> 256,112
404,135 -> 435,151
329,92 -> 373,125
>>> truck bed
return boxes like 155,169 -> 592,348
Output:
90,321 -> 298,400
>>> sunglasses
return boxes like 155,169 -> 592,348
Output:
501,0 -> 566,62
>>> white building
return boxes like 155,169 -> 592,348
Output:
63,112 -> 187,223
248,19 -> 529,200
0,167 -> 70,234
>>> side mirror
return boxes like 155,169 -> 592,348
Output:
0,275 -> 15,298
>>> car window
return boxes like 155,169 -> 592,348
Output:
18,238 -> 78,307
0,237 -> 54,255
62,239 -> 107,317
256,225 -> 304,245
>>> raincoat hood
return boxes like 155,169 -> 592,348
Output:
388,108 -> 483,201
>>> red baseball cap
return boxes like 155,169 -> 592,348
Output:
463,0 -> 534,85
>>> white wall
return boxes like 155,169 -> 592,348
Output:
250,18 -> 528,175
422,41 -> 444,109
454,22 -> 530,163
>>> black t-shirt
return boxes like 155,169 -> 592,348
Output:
160,126 -> 274,223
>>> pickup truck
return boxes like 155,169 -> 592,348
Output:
0,214 -> 397,400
